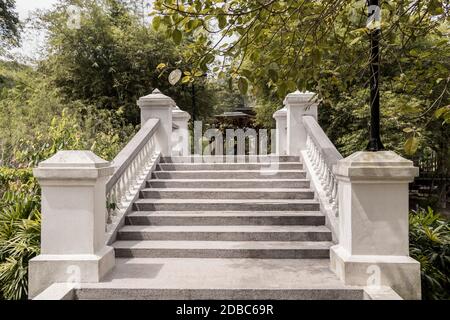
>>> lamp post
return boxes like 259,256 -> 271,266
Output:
366,0 -> 385,151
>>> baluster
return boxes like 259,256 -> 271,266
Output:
126,166 -> 132,197
314,145 -> 320,169
317,153 -> 323,175
331,177 -> 339,216
329,175 -> 336,202
324,168 -> 332,195
321,159 -> 327,185
306,135 -> 312,157
120,174 -> 127,203
320,160 -> 327,183
313,146 -> 319,170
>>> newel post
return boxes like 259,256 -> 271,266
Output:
138,89 -> 174,156
29,151 -> 115,298
172,105 -> 191,156
284,90 -> 318,156
273,107 -> 287,155
330,151 -> 421,299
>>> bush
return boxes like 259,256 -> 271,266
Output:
0,169 -> 40,300
409,207 -> 450,300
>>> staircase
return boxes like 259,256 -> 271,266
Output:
74,156 -> 364,300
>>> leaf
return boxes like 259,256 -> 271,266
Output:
152,16 -> 161,31
238,77 -> 248,95
435,106 -> 449,119
403,128 -> 414,133
268,69 -> 278,82
240,69 -> 252,80
181,76 -> 191,84
311,48 -> 322,65
194,70 -> 204,77
156,63 -> 166,70
172,29 -> 182,45
349,37 -> 362,46
404,136 -> 419,155
218,15 -> 227,29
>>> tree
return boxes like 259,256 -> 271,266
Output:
153,0 -> 449,143
0,0 -> 20,49
37,0 -> 217,124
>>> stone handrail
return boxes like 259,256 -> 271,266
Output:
303,116 -> 343,215
105,118 -> 161,234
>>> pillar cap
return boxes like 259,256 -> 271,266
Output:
138,88 -> 176,108
273,107 -> 287,119
172,105 -> 191,120
283,90 -> 318,106
33,151 -> 113,180
334,151 -> 419,181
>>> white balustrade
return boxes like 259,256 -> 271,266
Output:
303,117 -> 342,217
105,118 -> 161,233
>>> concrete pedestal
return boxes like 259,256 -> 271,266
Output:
284,91 -> 318,155
138,89 -> 174,156
273,107 -> 287,156
29,151 -> 115,298
172,105 -> 191,156
330,151 -> 421,300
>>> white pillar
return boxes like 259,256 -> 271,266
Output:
284,90 -> 318,155
330,151 -> 421,300
137,89 -> 174,156
273,107 -> 287,155
29,151 -> 115,298
172,105 -> 191,156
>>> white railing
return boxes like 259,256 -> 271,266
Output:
105,118 -> 161,240
303,116 -> 343,216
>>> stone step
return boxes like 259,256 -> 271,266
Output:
140,188 -> 315,200
74,258 -> 364,300
151,170 -> 307,180
117,225 -> 332,241
147,179 -> 310,189
157,162 -> 302,171
125,211 -> 325,226
76,287 -> 364,300
113,240 -> 332,259
133,199 -> 320,212
160,155 -> 301,163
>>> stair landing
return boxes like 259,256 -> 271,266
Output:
75,258 -> 364,300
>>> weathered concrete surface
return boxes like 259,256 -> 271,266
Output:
75,258 -> 364,300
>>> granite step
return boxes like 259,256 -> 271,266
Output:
140,188 -> 315,200
74,258 -> 363,300
117,225 -> 332,241
147,179 -> 310,189
160,156 -> 301,163
157,162 -> 302,171
151,170 -> 307,180
125,211 -> 325,226
133,199 -> 320,212
113,240 -> 333,259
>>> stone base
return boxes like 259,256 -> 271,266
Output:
330,245 -> 421,300
29,246 -> 115,299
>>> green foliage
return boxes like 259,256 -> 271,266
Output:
254,99 -> 278,129
0,168 -> 34,196
0,0 -> 20,50
0,61 -> 136,167
153,0 -> 449,155
38,0 -> 216,124
0,169 -> 40,300
409,207 -> 450,300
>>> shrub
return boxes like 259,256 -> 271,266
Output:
409,207 -> 450,300
0,169 -> 40,300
